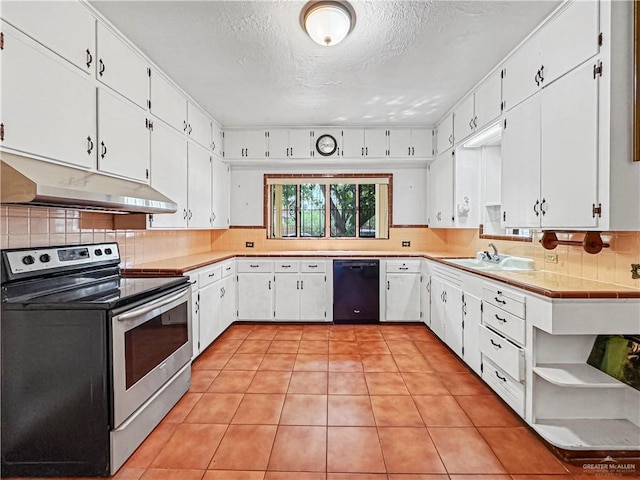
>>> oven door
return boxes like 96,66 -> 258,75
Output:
111,285 -> 191,427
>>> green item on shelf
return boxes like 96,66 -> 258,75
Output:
587,335 -> 640,392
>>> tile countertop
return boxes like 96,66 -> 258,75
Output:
121,250 -> 640,300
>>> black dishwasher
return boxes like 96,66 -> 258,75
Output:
333,260 -> 380,324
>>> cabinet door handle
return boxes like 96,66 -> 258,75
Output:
540,198 -> 547,215
297,280 -> 300,290
426,281 -> 430,293
98,59 -> 105,76
412,147 -> 415,156
268,280 -> 271,290
494,297 -> 506,305
183,120 -> 188,132
533,200 -> 540,217
290,147 -> 294,156
462,300 -> 467,315
408,146 -> 411,155
86,49 -> 93,69
490,339 -> 502,349
100,141 -> 107,159
539,65 -> 544,83
448,134 -> 453,145
473,116 -> 477,128
354,309 -> 361,314
495,314 -> 507,323
387,281 -> 390,290
87,136 -> 94,155
495,371 -> 507,382
220,287 -> 224,298
469,118 -> 474,130
183,209 -> 188,219
362,147 -> 365,156
195,299 -> 199,314
188,210 -> 193,220
286,147 -> 290,157
365,147 -> 368,156
300,280 -> 304,289
188,124 -> 193,135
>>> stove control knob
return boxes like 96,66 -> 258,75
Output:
104,248 -> 113,255
39,254 -> 51,263
22,255 -> 35,265
94,249 -> 103,256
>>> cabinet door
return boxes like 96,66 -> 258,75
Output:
187,102 -> 212,149
198,282 -> 222,352
150,121 -> 188,228
223,131 -> 245,159
443,283 -> 463,358
502,36 -> 541,112
454,148 -> 481,228
429,277 -> 446,340
212,124 -> 224,157
540,60 -> 598,228
237,274 -> 273,320
187,143 -> 212,228
211,157 -> 230,229
274,274 -> 300,321
289,130 -> 312,159
453,96 -> 476,144
412,129 -> 434,157
429,151 -> 455,227
388,129 -> 412,158
462,293 -> 482,375
220,275 -> 235,331
474,70 -> 502,131
436,113 -> 454,154
267,129 -> 289,158
150,71 -> 186,133
501,96 -> 541,228
364,129 -> 388,157
2,1 -> 95,74
97,88 -> 150,182
420,274 -> 431,327
244,130 -> 267,159
300,274 -> 327,321
386,274 -> 421,321
1,27 -> 96,169
341,129 -> 364,158
539,0 -> 599,87
96,23 -> 148,109
191,284 -> 201,358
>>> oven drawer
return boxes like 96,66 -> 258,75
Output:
479,324 -> 524,381
482,285 -> 525,318
482,302 -> 525,346
386,260 -> 421,273
482,357 -> 525,418
301,261 -> 325,273
275,261 -> 300,273
199,265 -> 222,288
221,261 -> 235,278
237,260 -> 273,273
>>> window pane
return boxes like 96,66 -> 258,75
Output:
359,184 -> 376,237
300,184 -> 326,237
272,184 -> 297,238
330,184 -> 356,237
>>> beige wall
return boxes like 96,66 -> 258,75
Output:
2,206 -> 638,288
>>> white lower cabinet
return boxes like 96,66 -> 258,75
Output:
462,292 -> 482,375
430,266 -> 463,357
237,261 -> 274,321
274,261 -> 328,322
420,261 -> 432,328
384,260 -> 422,322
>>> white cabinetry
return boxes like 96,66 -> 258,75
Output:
455,71 -> 502,144
430,265 -> 463,357
211,157 -> 230,229
453,96 -> 476,145
420,261 -> 431,328
384,260 -> 422,322
341,129 -> 364,158
363,129 -> 388,158
436,113 -> 454,154
149,70 -> 186,133
187,143 -> 213,228
96,23 -> 148,109
212,124 -> 224,158
186,102 -> 212,149
266,129 -> 290,158
289,130 -> 312,159
2,0 -> 95,74
237,261 -> 274,320
1,24 -> 96,169
462,292 -> 482,375
274,260 -> 327,321
388,129 -> 434,158
224,130 -> 267,159
427,151 -> 454,228
97,88 -> 150,182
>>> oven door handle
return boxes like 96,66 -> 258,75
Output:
116,288 -> 189,322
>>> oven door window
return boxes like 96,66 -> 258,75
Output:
124,302 -> 188,389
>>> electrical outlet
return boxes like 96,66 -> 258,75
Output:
631,264 -> 640,280
402,241 -> 411,247
245,241 -> 254,248
544,252 -> 558,263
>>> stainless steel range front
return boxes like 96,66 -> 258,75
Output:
1,243 -> 191,477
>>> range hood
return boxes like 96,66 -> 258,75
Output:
1,154 -> 177,214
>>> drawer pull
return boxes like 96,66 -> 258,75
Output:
495,314 -> 507,323
494,297 -> 507,305
250,264 -> 259,268
281,264 -> 292,268
226,267 -> 231,271
399,267 -> 409,270
490,339 -> 502,349
308,264 -> 319,268
208,272 -> 216,277
495,371 -> 507,382
354,309 -> 360,314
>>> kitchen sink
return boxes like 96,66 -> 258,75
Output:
446,253 -> 535,272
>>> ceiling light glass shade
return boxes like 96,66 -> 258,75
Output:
304,2 -> 353,46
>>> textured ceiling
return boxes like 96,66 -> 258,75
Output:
89,0 -> 561,127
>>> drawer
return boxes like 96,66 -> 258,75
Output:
386,260 -> 421,273
199,265 -> 222,288
237,260 -> 273,273
221,261 -> 235,278
479,324 -> 524,381
482,285 -> 525,319
482,357 -> 525,418
275,261 -> 300,273
483,302 -> 525,346
301,261 -> 325,273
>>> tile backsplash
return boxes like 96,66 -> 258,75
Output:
2,206 -> 638,288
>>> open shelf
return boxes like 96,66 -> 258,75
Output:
534,363 -> 626,389
532,419 -> 640,450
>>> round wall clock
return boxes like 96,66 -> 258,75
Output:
316,134 -> 338,156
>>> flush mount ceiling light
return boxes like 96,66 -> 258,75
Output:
301,1 -> 355,47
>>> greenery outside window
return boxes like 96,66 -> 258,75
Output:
268,176 -> 390,239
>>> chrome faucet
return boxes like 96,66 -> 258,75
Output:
489,243 -> 498,257
481,243 -> 500,262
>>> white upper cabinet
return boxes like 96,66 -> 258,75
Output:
388,129 -> 412,157
453,96 -> 476,145
502,36 -> 541,113
186,102 -> 213,149
212,124 -> 224,157
436,113 -> 454,154
266,129 -> 289,158
211,156 -> 230,229
149,121 -> 188,228
388,129 -> 434,158
223,131 -> 245,159
149,70 -> 186,133
97,88 -> 150,183
187,143 -> 212,228
289,129 -> 312,159
474,70 -> 502,132
1,25 -> 96,170
96,23 -> 148,109
341,129 -> 364,158
364,129 -> 388,158
427,150 -> 455,228
2,1 -> 95,74
225,130 -> 267,159
411,129 -> 435,158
